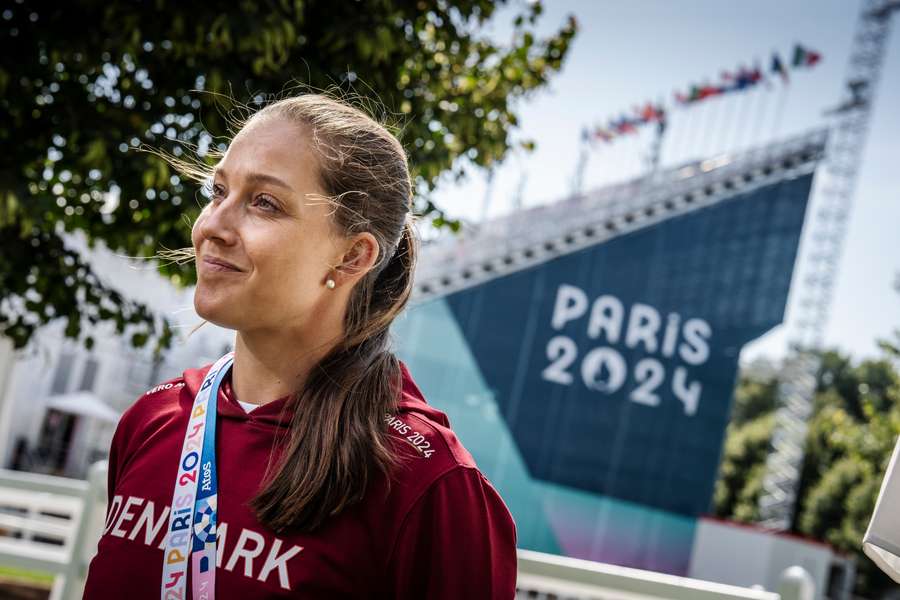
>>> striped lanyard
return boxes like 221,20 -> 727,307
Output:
161,351 -> 233,600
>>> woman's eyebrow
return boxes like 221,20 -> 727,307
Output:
213,168 -> 294,193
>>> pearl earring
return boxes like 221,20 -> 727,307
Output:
326,278 -> 336,289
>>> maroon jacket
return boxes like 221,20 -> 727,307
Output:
83,360 -> 517,598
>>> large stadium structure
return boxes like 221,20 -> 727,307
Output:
391,129 -> 827,576
385,1 -> 900,588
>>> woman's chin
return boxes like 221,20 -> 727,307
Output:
194,295 -> 239,329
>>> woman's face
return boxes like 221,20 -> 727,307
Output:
191,115 -> 352,336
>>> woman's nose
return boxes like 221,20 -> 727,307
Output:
197,191 -> 240,245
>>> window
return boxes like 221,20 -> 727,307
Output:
50,352 -> 75,395
79,357 -> 99,391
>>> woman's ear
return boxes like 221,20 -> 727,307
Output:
334,232 -> 380,284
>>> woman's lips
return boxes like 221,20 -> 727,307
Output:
201,256 -> 243,273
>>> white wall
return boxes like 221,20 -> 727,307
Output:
688,518 -> 835,599
0,231 -> 234,477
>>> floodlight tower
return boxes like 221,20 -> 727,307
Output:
757,0 -> 900,531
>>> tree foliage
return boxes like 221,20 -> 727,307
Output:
714,344 -> 900,598
0,1 -> 578,354
713,412 -> 774,523
730,374 -> 779,426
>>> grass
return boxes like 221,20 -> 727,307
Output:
0,566 -> 55,588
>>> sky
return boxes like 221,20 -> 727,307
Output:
429,0 -> 900,364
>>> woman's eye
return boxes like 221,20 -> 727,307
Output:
253,194 -> 279,212
204,183 -> 277,212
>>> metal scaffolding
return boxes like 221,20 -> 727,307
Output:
757,0 -> 900,531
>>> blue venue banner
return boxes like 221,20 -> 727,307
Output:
392,173 -> 814,574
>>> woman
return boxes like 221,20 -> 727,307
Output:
83,93 -> 518,598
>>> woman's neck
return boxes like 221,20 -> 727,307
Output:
231,328 -> 340,406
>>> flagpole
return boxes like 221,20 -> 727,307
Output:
714,91 -> 736,154
571,130 -> 590,197
646,116 -> 667,176
684,99 -> 705,164
748,77 -> 771,150
769,83 -> 790,142
730,88 -> 747,152
694,98 -> 719,159
713,94 -> 733,156
671,102 -> 693,164
480,167 -> 495,224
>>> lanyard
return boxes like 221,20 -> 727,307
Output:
161,351 -> 233,600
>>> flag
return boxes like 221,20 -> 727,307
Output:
732,66 -> 752,91
592,126 -> 615,143
697,82 -> 724,100
749,60 -> 764,85
792,44 -> 822,67
614,115 -> 638,135
637,102 -> 664,124
771,52 -> 789,83
656,105 -> 668,134
688,85 -> 702,102
631,104 -> 648,124
675,85 -> 703,104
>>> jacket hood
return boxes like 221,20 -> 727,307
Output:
396,361 -> 450,427
182,359 -> 449,429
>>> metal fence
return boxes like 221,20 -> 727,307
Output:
0,463 -> 803,600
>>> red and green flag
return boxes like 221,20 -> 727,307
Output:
791,44 -> 822,67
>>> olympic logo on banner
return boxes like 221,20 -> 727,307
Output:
541,284 -> 711,416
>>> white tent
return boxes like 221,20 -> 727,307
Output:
864,435 -> 900,583
45,391 -> 120,423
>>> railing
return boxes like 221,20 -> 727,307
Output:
0,462 -> 805,600
0,462 -> 107,600
516,550 -> 781,599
